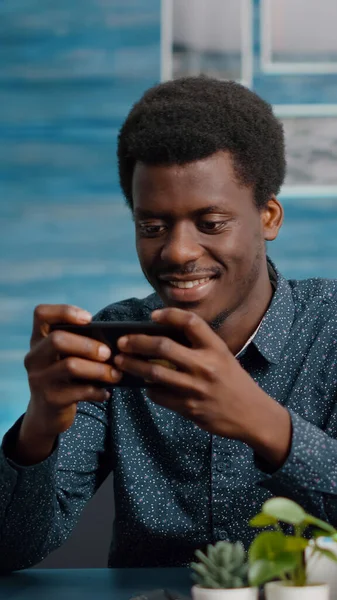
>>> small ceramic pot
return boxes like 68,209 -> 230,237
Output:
264,581 -> 329,600
191,585 -> 258,600
306,537 -> 337,599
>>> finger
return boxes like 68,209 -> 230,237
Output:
57,383 -> 112,406
114,353 -> 198,391
25,330 -> 112,371
117,334 -> 198,373
36,383 -> 111,409
44,356 -> 121,386
31,304 -> 92,347
146,387 -> 203,422
151,307 -> 227,351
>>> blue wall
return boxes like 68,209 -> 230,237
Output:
0,1 -> 159,438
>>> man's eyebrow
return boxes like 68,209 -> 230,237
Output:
134,205 -> 228,219
192,205 -> 228,217
134,208 -> 165,219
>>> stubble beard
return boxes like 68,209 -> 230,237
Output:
209,242 -> 265,333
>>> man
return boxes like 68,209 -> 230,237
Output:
1,76 -> 337,572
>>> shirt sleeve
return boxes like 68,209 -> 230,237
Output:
0,398 -> 112,572
255,409 -> 337,523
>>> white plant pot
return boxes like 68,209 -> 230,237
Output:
264,581 -> 329,600
306,538 -> 337,599
191,585 -> 258,600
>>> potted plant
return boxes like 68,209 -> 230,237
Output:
248,496 -> 337,599
191,540 -> 258,599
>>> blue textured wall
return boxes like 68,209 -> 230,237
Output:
0,1 -> 159,437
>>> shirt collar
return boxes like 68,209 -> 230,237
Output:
252,258 -> 295,364
235,318 -> 263,359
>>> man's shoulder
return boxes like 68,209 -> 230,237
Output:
93,292 -> 163,322
288,276 -> 337,302
288,276 -> 337,320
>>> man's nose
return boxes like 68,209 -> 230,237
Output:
159,223 -> 202,265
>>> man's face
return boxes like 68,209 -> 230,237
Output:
132,151 -> 280,328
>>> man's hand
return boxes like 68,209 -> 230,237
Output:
15,304 -> 122,465
115,308 -> 291,468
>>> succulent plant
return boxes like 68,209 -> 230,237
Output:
191,541 -> 249,589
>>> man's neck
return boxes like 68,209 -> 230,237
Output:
216,267 -> 274,356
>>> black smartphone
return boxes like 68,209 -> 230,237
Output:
50,321 -> 190,388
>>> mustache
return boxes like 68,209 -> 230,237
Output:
156,265 -> 223,278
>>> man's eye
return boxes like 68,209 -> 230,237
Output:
200,220 -> 227,232
139,224 -> 166,236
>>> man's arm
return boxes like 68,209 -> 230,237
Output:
254,407 -> 337,522
0,399 -> 111,572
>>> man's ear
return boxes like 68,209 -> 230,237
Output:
260,196 -> 284,241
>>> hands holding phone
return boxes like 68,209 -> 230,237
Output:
18,303 -> 290,467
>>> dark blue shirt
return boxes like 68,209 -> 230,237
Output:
2,260 -> 337,571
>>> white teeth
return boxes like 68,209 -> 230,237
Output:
168,278 -> 210,289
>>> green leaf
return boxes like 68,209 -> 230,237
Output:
250,513 -> 278,528
262,498 -> 306,525
248,560 -> 273,587
191,563 -> 208,578
231,576 -> 243,588
218,572 -> 231,588
248,560 -> 279,587
217,542 -> 231,566
284,538 -> 308,552
249,531 -> 287,562
194,550 -> 217,573
248,554 -> 297,587
202,575 -> 221,589
311,529 -> 329,539
191,562 -> 222,589
231,541 -> 246,567
207,544 -> 216,561
304,515 -> 337,534
275,553 -> 302,574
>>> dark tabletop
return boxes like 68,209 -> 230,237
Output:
0,568 -> 192,600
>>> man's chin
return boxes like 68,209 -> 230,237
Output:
157,289 -> 204,311
157,291 -> 226,327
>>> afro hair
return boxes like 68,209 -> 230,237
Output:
117,76 -> 286,210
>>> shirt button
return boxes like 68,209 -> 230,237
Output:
216,461 -> 231,472
219,530 -> 229,540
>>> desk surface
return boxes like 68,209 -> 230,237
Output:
0,568 -> 192,600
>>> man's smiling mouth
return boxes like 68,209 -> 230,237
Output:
158,275 -> 217,302
167,277 -> 212,289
